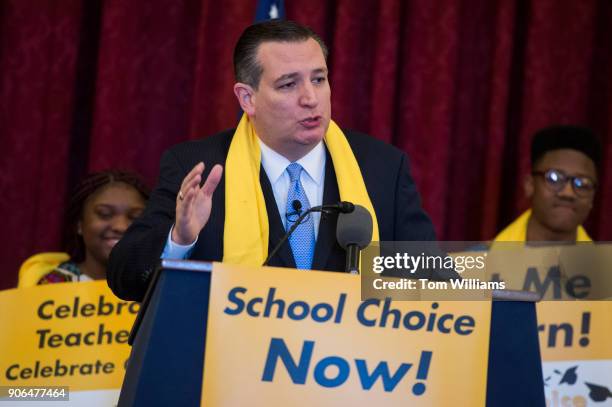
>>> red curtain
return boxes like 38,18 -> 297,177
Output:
1,0 -> 610,289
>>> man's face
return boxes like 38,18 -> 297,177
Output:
526,149 -> 597,234
241,38 -> 331,161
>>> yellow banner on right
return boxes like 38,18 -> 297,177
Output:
538,302 -> 612,406
475,244 -> 612,406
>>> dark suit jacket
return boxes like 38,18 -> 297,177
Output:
107,129 -> 436,301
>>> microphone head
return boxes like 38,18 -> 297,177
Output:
292,200 -> 302,213
338,201 -> 355,213
336,204 -> 373,250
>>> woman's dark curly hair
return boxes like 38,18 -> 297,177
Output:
63,170 -> 150,263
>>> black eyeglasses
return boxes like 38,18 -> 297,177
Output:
532,169 -> 597,197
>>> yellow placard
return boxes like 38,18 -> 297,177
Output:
0,281 -> 138,391
537,302 -> 612,362
455,244 -> 612,405
201,263 -> 491,406
538,302 -> 612,405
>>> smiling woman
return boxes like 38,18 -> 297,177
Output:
17,170 -> 150,287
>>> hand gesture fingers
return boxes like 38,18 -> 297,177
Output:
201,164 -> 223,198
173,162 -> 223,245
178,162 -> 204,202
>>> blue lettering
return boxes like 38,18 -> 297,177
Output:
261,339 -> 429,394
246,297 -> 262,317
223,287 -> 246,315
402,311 -> 425,330
357,299 -> 380,327
261,338 -> 313,384
311,303 -> 334,323
454,316 -> 475,335
436,314 -> 452,333
263,288 -> 285,318
355,359 -> 412,392
334,294 -> 346,323
380,298 -> 401,328
313,357 -> 350,387
413,350 -> 433,395
287,301 -> 309,320
426,311 -> 437,331
357,300 -> 475,336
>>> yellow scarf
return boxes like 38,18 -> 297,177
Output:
493,209 -> 591,242
223,114 -> 380,266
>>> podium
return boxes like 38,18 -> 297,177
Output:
118,260 -> 546,407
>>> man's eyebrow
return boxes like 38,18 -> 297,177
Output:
274,72 -> 299,83
274,68 -> 328,83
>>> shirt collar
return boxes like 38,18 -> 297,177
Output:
259,139 -> 326,186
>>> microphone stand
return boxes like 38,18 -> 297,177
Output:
263,206 -> 325,267
345,244 -> 360,274
262,202 -> 354,267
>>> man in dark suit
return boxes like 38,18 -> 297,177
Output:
107,20 -> 436,301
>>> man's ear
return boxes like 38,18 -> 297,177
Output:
77,221 -> 83,235
524,174 -> 534,199
233,83 -> 255,115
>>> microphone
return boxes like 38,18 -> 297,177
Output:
263,201 -> 355,267
333,201 -> 355,214
336,205 -> 373,274
291,200 -> 302,213
289,200 -> 353,218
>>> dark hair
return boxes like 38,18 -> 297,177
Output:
233,20 -> 328,89
531,125 -> 602,170
63,170 -> 150,262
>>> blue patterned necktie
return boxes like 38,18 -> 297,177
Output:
285,163 -> 315,269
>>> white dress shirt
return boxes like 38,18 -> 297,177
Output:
161,139 -> 326,259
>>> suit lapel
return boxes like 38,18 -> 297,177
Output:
312,150 -> 341,271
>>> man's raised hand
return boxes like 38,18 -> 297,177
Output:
172,162 -> 223,245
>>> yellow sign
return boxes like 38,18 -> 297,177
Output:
538,302 -> 612,362
457,245 -> 612,405
484,244 -> 611,300
0,281 -> 138,391
201,263 -> 491,406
